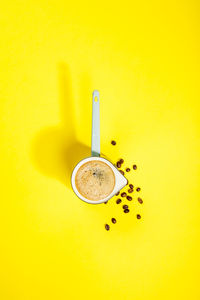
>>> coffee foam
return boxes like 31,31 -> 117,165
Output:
75,160 -> 115,201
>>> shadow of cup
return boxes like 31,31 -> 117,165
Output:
31,63 -> 93,188
31,127 -> 90,187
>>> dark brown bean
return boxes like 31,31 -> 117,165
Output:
119,159 -> 124,164
111,140 -> 116,145
111,218 -> 116,224
128,188 -> 133,193
127,196 -> 132,201
133,164 -> 137,170
115,191 -> 120,196
129,184 -> 134,189
117,162 -> 121,168
123,204 -> 128,209
126,180 -> 129,185
126,168 -> 131,172
105,224 -> 110,230
136,214 -> 141,219
104,201 -> 108,204
119,170 -> 125,175
136,187 -> 141,192
116,198 -> 122,204
124,209 -> 130,213
121,192 -> 127,197
138,197 -> 143,204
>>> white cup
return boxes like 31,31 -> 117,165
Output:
71,156 -> 127,204
71,91 -> 127,204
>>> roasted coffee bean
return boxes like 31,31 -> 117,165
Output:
128,188 -> 133,193
111,218 -> 116,224
104,201 -> 108,204
111,140 -> 116,145
124,209 -> 130,213
126,180 -> 129,185
105,224 -> 110,230
129,184 -> 134,189
121,192 -> 127,197
136,214 -> 141,219
119,170 -> 125,175
115,191 -> 120,196
136,187 -> 141,192
138,197 -> 143,204
117,161 -> 121,168
116,198 -> 122,204
133,164 -> 137,170
127,196 -> 132,201
123,204 -> 128,209
126,168 -> 130,172
119,159 -> 124,164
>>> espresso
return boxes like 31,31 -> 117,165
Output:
75,160 -> 115,201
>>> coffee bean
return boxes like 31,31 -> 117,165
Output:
128,188 -> 133,193
116,198 -> 122,204
111,218 -> 116,224
111,140 -> 116,145
115,191 -> 120,196
104,201 -> 108,204
129,184 -> 134,189
136,214 -> 141,219
126,168 -> 131,172
105,224 -> 110,230
117,162 -> 121,168
136,187 -> 141,192
138,197 -> 143,204
123,204 -> 128,209
119,159 -> 124,164
126,180 -> 129,185
121,192 -> 127,197
119,170 -> 125,175
124,209 -> 130,213
133,164 -> 137,170
127,196 -> 132,201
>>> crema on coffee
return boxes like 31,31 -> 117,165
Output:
75,160 -> 115,201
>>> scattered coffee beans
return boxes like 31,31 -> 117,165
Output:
103,147 -> 143,230
111,218 -> 116,224
117,161 -> 121,168
138,197 -> 143,204
111,140 -> 116,145
121,192 -> 127,197
116,198 -> 122,204
123,204 -> 128,209
105,224 -> 110,230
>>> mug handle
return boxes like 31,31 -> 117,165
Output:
91,90 -> 100,157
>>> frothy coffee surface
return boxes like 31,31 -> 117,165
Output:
75,160 -> 115,201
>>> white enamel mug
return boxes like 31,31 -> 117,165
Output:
71,90 -> 127,204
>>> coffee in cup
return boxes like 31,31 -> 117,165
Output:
75,160 -> 115,201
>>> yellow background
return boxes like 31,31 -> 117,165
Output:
0,1 -> 200,299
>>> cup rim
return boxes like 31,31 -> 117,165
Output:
71,157 -> 127,204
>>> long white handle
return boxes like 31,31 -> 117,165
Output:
91,90 -> 100,157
